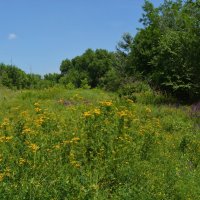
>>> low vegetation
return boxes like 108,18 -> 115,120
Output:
0,86 -> 199,199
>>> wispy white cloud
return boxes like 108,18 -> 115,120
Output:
8,33 -> 17,40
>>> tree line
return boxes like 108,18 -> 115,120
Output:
0,0 -> 199,102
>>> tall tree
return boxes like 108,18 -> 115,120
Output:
129,0 -> 200,101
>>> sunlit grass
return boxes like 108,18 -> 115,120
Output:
0,86 -> 199,199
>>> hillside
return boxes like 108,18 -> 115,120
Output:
0,86 -> 199,199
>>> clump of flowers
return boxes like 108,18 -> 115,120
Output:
145,107 -> 152,113
0,168 -> 11,182
83,111 -> 92,118
93,108 -> 101,115
100,101 -> 113,107
83,107 -> 102,118
117,111 -> 128,117
0,118 -> 10,129
0,136 -> 13,143
27,142 -> 40,153
34,102 -> 42,113
22,127 -> 32,134
19,158 -> 26,165
34,102 -> 40,107
35,116 -> 45,127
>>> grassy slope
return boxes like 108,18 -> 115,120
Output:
0,86 -> 199,199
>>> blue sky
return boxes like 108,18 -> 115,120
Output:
0,0 -> 163,75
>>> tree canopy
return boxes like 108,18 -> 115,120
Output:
129,0 -> 200,101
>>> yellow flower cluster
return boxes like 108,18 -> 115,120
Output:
27,143 -> 40,153
0,118 -> 10,129
83,111 -> 92,118
35,107 -> 42,113
22,127 -> 32,134
0,173 -> 3,182
83,108 -> 101,118
93,108 -> 101,115
117,109 -> 132,118
0,136 -> 13,143
117,111 -> 128,117
145,107 -> 152,113
20,111 -> 29,117
19,158 -> 26,165
100,101 -> 112,107
35,116 -> 45,127
34,102 -> 42,113
0,168 -> 11,182
34,102 -> 40,107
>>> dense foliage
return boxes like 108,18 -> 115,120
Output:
0,64 -> 60,89
130,0 -> 200,102
59,49 -> 117,89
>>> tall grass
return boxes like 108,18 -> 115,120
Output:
0,87 -> 199,199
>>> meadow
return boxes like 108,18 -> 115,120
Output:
0,86 -> 200,199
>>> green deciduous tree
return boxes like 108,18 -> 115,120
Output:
59,49 -> 117,88
129,0 -> 200,101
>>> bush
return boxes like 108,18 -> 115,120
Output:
80,78 -> 91,89
99,69 -> 121,91
118,81 -> 151,101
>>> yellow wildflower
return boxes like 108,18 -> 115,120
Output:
20,111 -> 29,117
35,107 -> 42,113
100,101 -> 112,107
28,143 -> 39,153
34,102 -> 40,107
35,116 -> 45,126
93,108 -> 101,115
19,158 -> 26,165
83,111 -> 92,117
5,136 -> 13,142
117,111 -> 127,117
22,127 -> 31,134
0,173 -> 4,182
1,118 -> 10,128
0,136 -> 13,143
145,107 -> 152,113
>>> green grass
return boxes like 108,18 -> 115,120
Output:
0,86 -> 17,101
0,86 -> 199,199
